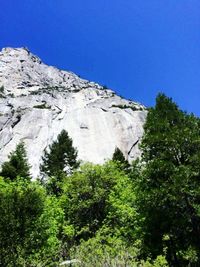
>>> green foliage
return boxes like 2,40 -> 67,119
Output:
45,173 -> 65,196
0,141 -> 31,181
70,236 -> 168,267
138,93 -> 200,265
112,147 -> 126,162
112,104 -> 137,110
0,85 -> 4,93
105,168 -> 137,241
112,147 -> 130,172
33,103 -> 51,109
60,160 -> 141,265
1,92 -> 200,266
70,237 -> 140,267
0,177 -> 64,266
111,104 -> 143,111
40,130 -> 79,180
61,162 -> 119,242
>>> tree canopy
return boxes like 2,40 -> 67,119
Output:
112,147 -> 130,172
1,93 -> 200,266
0,141 -> 31,181
40,130 -> 80,178
0,177 -> 63,266
137,93 -> 200,265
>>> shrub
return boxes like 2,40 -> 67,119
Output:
0,177 -> 64,266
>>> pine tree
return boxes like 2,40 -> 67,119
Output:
112,147 -> 130,171
0,141 -> 31,180
40,130 -> 79,179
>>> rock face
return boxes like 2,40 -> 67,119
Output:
0,47 -> 147,177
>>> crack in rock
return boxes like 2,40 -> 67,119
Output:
128,139 -> 140,155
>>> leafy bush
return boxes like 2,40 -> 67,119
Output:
60,162 -> 118,243
69,237 -> 168,267
0,177 -> 64,266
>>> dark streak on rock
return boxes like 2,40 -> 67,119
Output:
128,139 -> 139,155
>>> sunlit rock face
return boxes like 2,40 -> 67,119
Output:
0,47 -> 147,177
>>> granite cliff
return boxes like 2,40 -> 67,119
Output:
0,47 -> 147,177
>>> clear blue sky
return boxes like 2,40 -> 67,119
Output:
1,0 -> 200,115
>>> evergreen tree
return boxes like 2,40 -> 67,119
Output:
0,141 -> 31,181
40,130 -> 79,179
112,147 -> 130,171
138,93 -> 200,265
112,147 -> 126,162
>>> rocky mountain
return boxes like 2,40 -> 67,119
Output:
0,47 -> 147,177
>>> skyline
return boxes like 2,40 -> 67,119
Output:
0,0 -> 200,115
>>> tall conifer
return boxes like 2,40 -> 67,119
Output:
40,130 -> 79,178
0,141 -> 31,180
